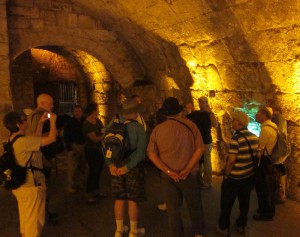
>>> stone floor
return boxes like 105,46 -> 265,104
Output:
0,154 -> 300,237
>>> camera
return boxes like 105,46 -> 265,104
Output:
47,113 -> 51,118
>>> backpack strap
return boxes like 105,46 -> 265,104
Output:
10,135 -> 45,186
9,134 -> 24,144
262,125 -> 279,156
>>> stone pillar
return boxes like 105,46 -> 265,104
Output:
0,0 -> 13,151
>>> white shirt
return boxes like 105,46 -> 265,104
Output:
259,120 -> 278,156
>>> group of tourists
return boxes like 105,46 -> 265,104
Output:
2,92 -> 288,237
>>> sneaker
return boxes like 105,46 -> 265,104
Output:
157,202 -> 167,211
235,224 -> 245,235
87,196 -> 98,204
216,226 -> 229,236
129,227 -> 145,237
115,226 -> 129,237
201,184 -> 212,190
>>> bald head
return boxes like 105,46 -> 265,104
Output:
37,93 -> 54,112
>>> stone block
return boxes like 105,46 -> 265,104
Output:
9,6 -> 39,18
41,10 -> 56,26
0,42 -> 9,56
51,1 -> 72,12
8,16 -> 31,29
31,19 -> 44,30
56,12 -> 68,27
0,33 -> 8,43
78,15 -> 96,29
35,0 -> 52,9
67,13 -> 78,28
8,0 -> 33,7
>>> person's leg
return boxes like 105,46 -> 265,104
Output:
278,164 -> 287,201
115,200 -> 127,237
76,144 -> 87,189
20,187 -> 46,237
128,200 -> 139,234
202,143 -> 212,187
115,200 -> 126,224
254,166 -> 267,214
125,166 -> 146,236
180,174 -> 204,236
218,178 -> 237,230
12,189 -> 25,236
265,164 -> 276,217
236,176 -> 254,227
85,148 -> 99,203
161,173 -> 183,237
66,149 -> 76,192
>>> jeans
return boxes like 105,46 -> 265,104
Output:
219,175 -> 254,229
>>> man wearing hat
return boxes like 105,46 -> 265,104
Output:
254,106 -> 278,221
147,97 -> 205,237
217,110 -> 259,236
187,96 -> 218,189
105,98 -> 147,237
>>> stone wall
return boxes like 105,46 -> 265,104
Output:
2,0 -> 300,201
0,0 -> 13,151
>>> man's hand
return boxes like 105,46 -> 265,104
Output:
40,112 -> 50,123
109,165 -> 118,176
116,166 -> 128,176
167,170 -> 181,182
179,167 -> 192,180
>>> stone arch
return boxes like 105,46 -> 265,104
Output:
9,30 -> 145,89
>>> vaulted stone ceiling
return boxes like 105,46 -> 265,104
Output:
68,0 -> 300,97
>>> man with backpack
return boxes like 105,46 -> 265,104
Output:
3,110 -> 57,237
26,93 -> 60,224
104,98 -> 147,237
254,106 -> 278,221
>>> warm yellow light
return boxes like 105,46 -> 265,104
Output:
164,76 -> 180,90
186,59 -> 198,68
292,61 -> 300,92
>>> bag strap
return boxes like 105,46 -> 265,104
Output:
235,131 -> 257,166
168,118 -> 195,139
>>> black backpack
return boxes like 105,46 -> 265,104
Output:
102,116 -> 136,167
0,135 -> 43,190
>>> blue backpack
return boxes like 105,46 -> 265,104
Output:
102,116 -> 136,167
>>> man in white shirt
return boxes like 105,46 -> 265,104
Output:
254,106 -> 278,221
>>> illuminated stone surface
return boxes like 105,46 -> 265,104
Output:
1,0 -> 300,201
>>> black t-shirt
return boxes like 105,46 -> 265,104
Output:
187,110 -> 212,144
